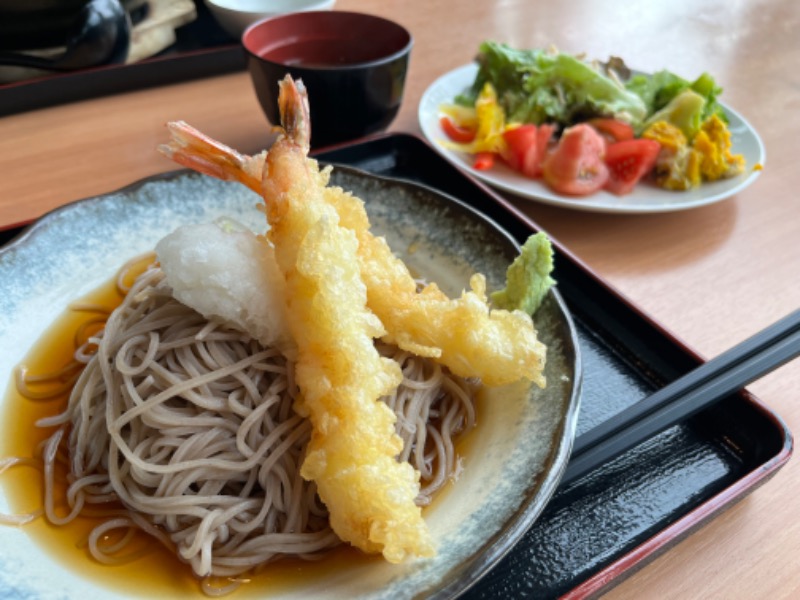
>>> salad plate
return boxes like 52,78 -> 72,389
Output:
418,63 -> 766,214
0,167 -> 581,599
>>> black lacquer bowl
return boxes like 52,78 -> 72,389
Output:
242,11 -> 412,148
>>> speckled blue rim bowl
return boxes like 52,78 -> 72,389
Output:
0,166 -> 581,599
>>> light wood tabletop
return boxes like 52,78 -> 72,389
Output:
1,0 -> 798,598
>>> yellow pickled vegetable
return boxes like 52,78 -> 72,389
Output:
439,103 -> 478,129
473,82 -> 507,152
441,82 -> 508,155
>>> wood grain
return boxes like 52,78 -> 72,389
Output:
1,0 -> 798,597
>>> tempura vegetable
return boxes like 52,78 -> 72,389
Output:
491,232 -> 555,315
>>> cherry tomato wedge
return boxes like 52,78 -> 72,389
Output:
588,118 -> 635,143
502,125 -> 539,177
440,116 -> 476,143
473,151 -> 495,170
542,124 -> 609,196
604,139 -> 661,195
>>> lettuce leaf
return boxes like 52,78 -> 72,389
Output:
459,41 -> 648,128
626,69 -> 726,123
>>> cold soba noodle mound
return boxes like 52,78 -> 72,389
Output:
10,246 -> 478,593
63,264 -> 338,579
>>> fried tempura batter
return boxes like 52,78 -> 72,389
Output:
325,185 -> 545,386
161,126 -> 546,387
256,76 -> 434,562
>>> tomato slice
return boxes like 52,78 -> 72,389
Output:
542,124 -> 609,196
473,151 -> 495,170
588,118 -> 635,143
440,116 -> 476,143
535,124 -> 556,173
501,123 -> 557,178
501,125 -> 539,176
604,139 -> 661,195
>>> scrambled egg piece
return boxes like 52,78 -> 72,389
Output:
693,114 -> 746,181
642,121 -> 701,190
642,115 -> 746,190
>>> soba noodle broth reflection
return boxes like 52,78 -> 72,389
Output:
6,258 -> 478,594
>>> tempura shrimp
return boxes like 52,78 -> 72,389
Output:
251,76 -> 434,562
161,124 -> 546,387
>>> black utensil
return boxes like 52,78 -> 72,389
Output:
0,0 -> 130,72
562,307 -> 800,486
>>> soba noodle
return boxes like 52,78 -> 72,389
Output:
7,261 -> 478,591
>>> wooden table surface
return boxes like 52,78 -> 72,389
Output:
1,0 -> 798,597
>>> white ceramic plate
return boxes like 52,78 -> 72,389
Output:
418,63 -> 766,213
0,168 -> 581,599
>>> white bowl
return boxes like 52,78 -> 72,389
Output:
204,0 -> 336,39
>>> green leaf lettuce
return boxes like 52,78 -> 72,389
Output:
460,41 -> 648,128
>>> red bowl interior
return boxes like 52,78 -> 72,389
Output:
243,11 -> 411,69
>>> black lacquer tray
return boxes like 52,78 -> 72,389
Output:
312,134 -> 792,599
0,133 -> 791,598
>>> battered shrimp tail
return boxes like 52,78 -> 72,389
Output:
277,76 -> 311,151
158,121 -> 264,193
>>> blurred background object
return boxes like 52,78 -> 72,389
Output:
0,0 -> 103,51
0,0 -> 205,82
203,0 -> 335,40
126,0 -> 197,63
0,0 -> 248,114
0,0 -> 131,78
